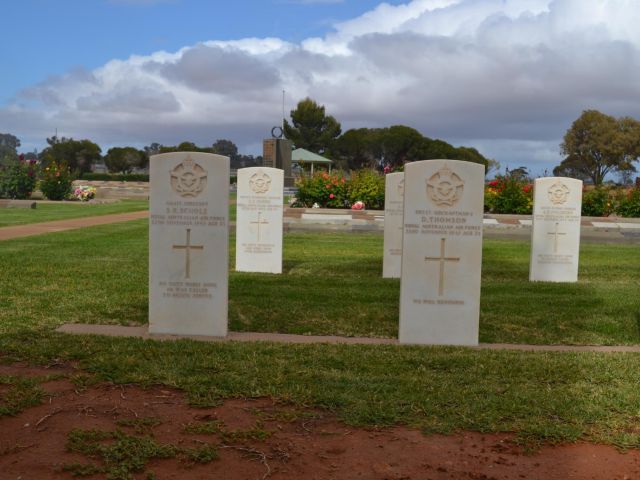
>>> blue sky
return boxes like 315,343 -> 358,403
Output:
2,0 -> 640,177
2,0 -> 402,104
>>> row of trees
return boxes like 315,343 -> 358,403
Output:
149,140 -> 262,170
284,99 -> 640,185
283,98 -> 494,172
3,101 -> 638,186
0,135 -> 261,176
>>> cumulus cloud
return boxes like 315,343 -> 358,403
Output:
158,44 -> 281,94
4,0 -> 640,173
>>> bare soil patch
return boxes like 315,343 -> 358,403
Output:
0,363 -> 639,480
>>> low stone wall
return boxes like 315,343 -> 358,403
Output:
72,180 -> 149,199
0,199 -> 36,209
284,207 -> 384,231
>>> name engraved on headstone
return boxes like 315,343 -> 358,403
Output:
399,160 -> 484,345
383,172 -> 405,278
235,167 -> 283,273
149,152 -> 229,337
529,177 -> 582,282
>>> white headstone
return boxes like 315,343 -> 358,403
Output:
235,167 -> 283,274
399,160 -> 484,346
383,172 -> 404,278
529,177 -> 582,282
149,152 -> 229,337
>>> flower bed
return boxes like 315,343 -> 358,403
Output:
484,176 -> 533,214
583,186 -> 640,217
295,170 -> 385,210
293,169 -> 640,217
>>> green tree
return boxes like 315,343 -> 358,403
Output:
104,147 -> 147,174
332,128 -> 380,170
40,136 -> 102,175
0,133 -> 20,166
22,151 -> 38,162
555,110 -> 640,185
144,142 -> 163,157
159,142 -> 212,154
506,166 -> 530,181
211,139 -> 238,161
379,125 -> 425,167
333,126 -> 490,171
283,98 -> 341,154
485,158 -> 501,177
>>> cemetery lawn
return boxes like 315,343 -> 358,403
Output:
0,221 -> 638,344
0,199 -> 149,227
1,221 -> 640,446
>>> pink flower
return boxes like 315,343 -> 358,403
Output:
329,193 -> 335,199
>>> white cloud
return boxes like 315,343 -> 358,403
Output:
4,0 -> 640,174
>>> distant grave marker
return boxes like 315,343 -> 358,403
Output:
149,152 -> 229,336
529,177 -> 582,282
399,160 -> 484,346
383,172 -> 404,278
235,167 -> 283,274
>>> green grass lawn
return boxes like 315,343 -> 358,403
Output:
0,199 -> 149,227
0,195 -> 241,225
0,220 -> 638,344
1,221 -> 640,447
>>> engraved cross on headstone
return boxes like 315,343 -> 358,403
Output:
250,212 -> 269,242
425,237 -> 460,296
172,228 -> 204,279
547,222 -> 566,254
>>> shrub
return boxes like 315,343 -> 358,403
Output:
581,187 -> 616,217
40,161 -> 74,200
295,171 -> 348,208
484,176 -> 532,214
0,158 -> 37,199
616,188 -> 640,218
348,170 -> 385,210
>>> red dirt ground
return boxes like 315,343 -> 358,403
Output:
1,363 -> 639,480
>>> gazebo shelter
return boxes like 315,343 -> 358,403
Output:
291,148 -> 333,175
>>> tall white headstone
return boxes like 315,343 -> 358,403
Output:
383,172 -> 404,278
149,152 -> 229,337
235,167 -> 283,274
529,177 -> 582,282
399,160 -> 484,346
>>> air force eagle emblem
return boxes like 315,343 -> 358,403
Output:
170,157 -> 207,198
